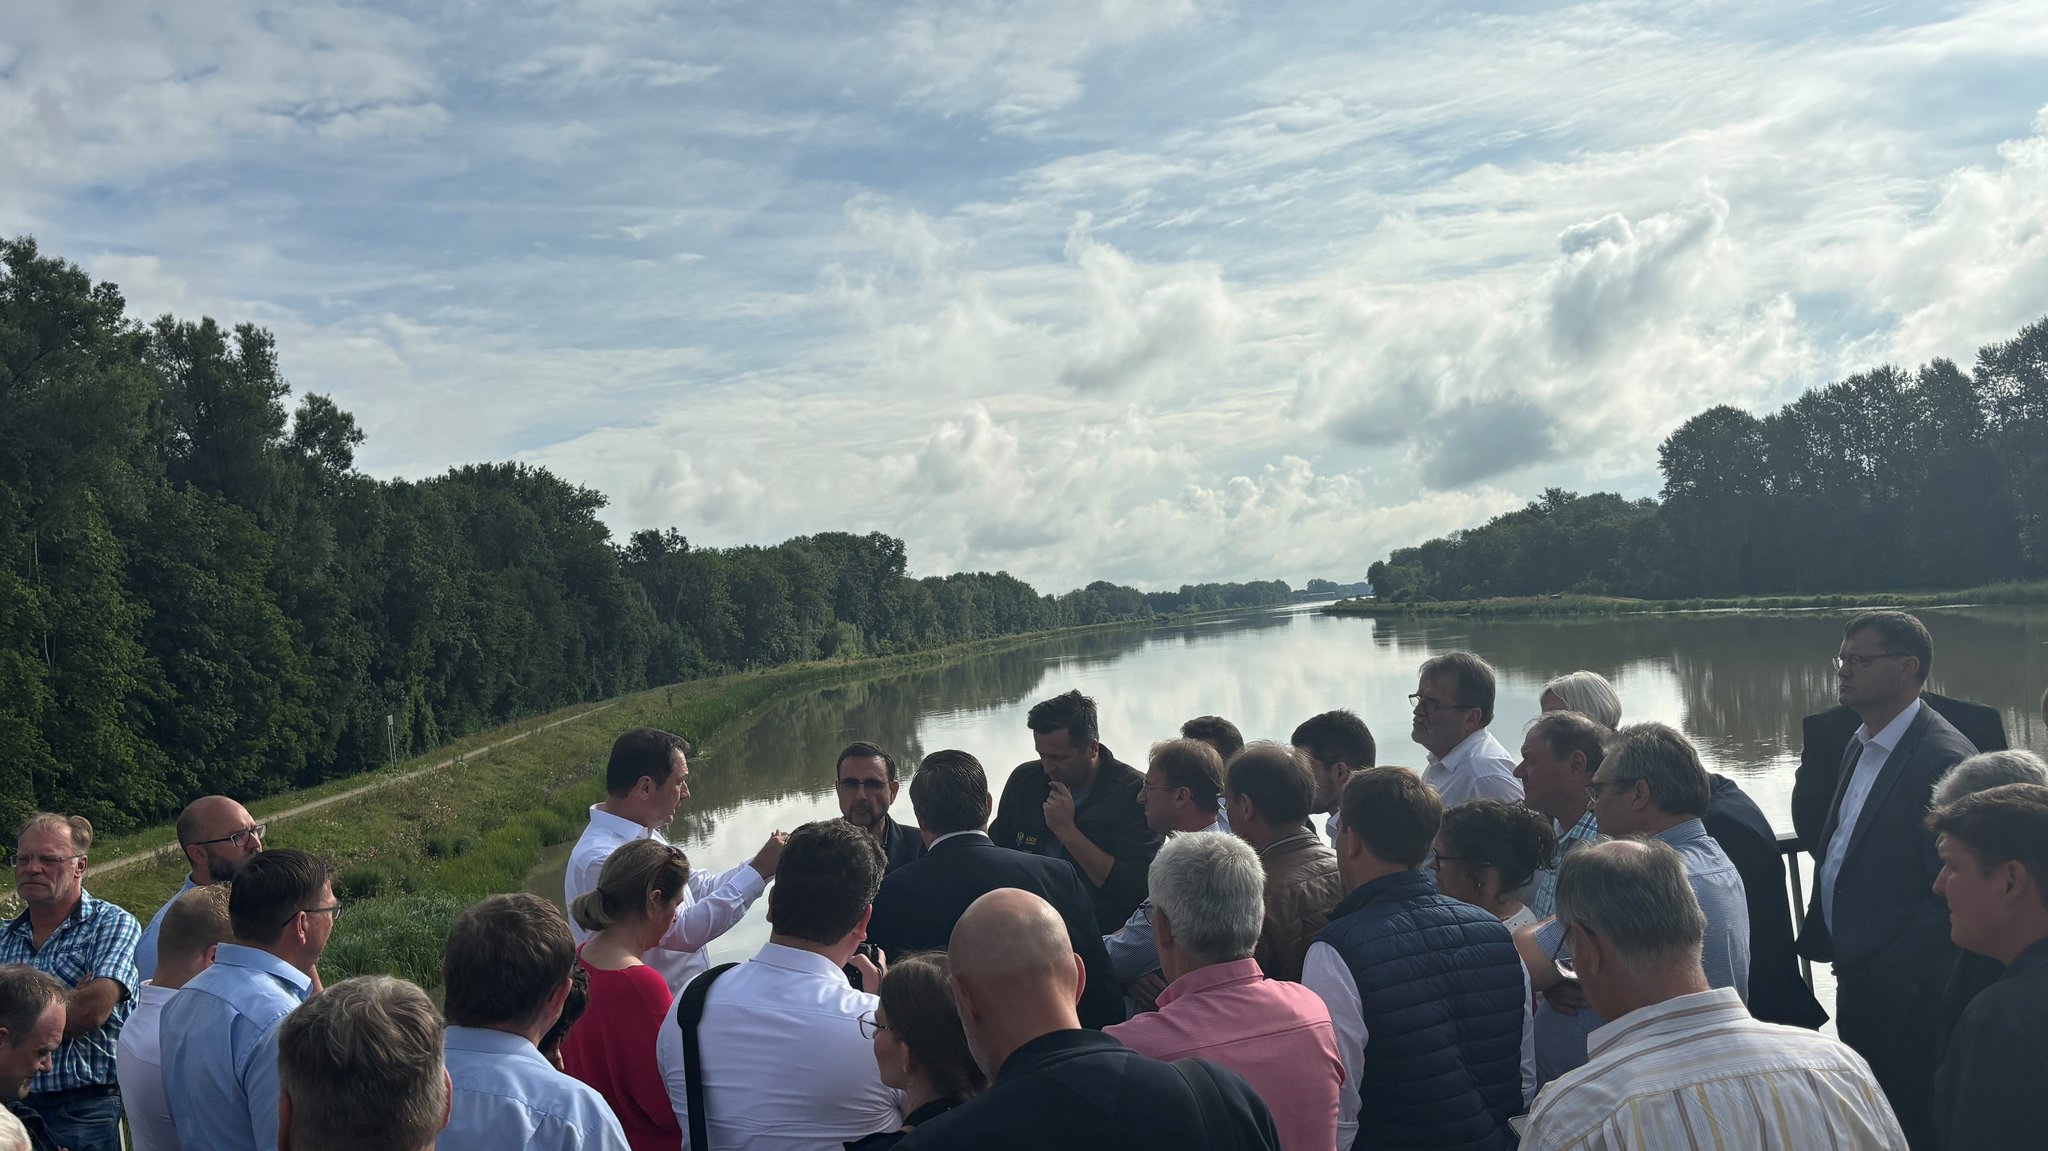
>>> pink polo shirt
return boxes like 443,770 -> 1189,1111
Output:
1106,958 -> 1344,1151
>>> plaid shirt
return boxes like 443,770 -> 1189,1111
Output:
0,890 -> 141,1093
1524,810 -> 1600,920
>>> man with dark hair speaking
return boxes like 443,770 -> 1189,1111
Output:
567,727 -> 788,993
989,690 -> 1160,932
835,741 -> 927,874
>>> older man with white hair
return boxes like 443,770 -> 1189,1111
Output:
1521,839 -> 1902,1149
1106,834 -> 1341,1151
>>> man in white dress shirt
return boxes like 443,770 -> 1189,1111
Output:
566,727 -> 787,993
657,819 -> 901,1151
1521,838 -> 1901,1150
116,886 -> 231,1151
1413,652 -> 1524,808
439,894 -> 628,1151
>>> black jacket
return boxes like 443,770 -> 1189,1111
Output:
1798,702 -> 1979,967
1934,937 -> 2048,1150
4,1104 -> 59,1151
987,746 -> 1161,933
1703,774 -> 1828,1029
878,814 -> 928,875
893,1029 -> 1279,1151
1792,692 -> 2006,849
866,833 -> 1126,1029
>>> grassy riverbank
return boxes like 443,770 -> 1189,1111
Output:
8,625 -> 1125,988
1324,581 -> 2048,619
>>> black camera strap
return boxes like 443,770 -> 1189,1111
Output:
677,962 -> 739,1151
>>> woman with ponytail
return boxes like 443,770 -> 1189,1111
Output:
847,953 -> 985,1150
561,838 -> 691,1150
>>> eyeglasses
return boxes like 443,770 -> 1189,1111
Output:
837,778 -> 889,793
10,853 -> 82,871
857,1012 -> 892,1040
1585,779 -> 1622,800
1551,921 -> 1579,974
192,824 -> 266,849
1408,693 -> 1478,717
1833,653 -> 1910,672
296,903 -> 344,925
1427,855 -> 1469,873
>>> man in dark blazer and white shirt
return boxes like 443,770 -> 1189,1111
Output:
866,749 -> 1126,1030
1792,692 -> 2006,851
1798,611 -> 1979,1149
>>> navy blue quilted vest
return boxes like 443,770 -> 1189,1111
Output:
1315,870 -> 1525,1151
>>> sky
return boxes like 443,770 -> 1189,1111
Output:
5,1 -> 2047,592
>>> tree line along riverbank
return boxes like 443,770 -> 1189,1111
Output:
1323,581 -> 2048,619
0,625 -> 1118,990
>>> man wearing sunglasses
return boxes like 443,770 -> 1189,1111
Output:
835,743 -> 927,875
134,797 -> 264,982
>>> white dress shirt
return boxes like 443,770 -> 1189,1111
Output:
1303,939 -> 1537,1148
1521,988 -> 1904,1150
566,805 -> 766,993
1818,697 -> 1922,931
1423,729 -> 1525,808
655,941 -> 903,1151
440,1025 -> 631,1151
114,982 -> 180,1151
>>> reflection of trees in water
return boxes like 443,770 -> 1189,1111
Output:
1368,608 -> 2047,766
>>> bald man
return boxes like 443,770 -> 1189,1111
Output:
136,798 -> 264,981
896,890 -> 1280,1151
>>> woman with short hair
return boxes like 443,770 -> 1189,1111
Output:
1432,798 -> 1558,930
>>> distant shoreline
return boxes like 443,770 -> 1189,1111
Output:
1323,581 -> 2048,619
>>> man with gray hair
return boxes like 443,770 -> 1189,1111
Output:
1106,835 -> 1342,1151
1521,723 -> 1750,1088
1933,749 -> 2048,809
1521,839 -> 1901,1149
276,975 -> 450,1151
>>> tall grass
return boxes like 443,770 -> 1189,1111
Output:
1328,582 -> 2048,619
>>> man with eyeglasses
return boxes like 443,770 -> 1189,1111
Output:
834,742 -> 927,875
162,848 -> 339,1151
134,796 -> 264,982
1411,652 -> 1524,810
0,814 -> 141,1151
1795,610 -> 1979,1149
1519,724 -> 1751,1091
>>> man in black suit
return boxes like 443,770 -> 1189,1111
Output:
1792,693 -> 2006,850
1799,611 -> 1980,1149
866,749 -> 1126,1029
1703,774 -> 1827,1029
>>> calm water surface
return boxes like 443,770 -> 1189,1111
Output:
637,602 -> 2048,967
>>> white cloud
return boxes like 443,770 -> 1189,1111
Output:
9,0 -> 2048,592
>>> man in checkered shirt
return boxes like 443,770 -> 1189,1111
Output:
0,813 -> 141,1151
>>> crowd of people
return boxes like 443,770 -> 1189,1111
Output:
1,609 -> 2045,1150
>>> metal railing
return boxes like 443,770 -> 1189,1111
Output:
1777,829 -> 1813,988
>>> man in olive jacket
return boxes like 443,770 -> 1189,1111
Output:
989,690 -> 1161,933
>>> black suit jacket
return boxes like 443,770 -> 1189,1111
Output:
866,833 -> 1126,1029
1798,703 -> 1979,967
1704,774 -> 1828,1028
894,1029 -> 1280,1151
1792,691 -> 2006,850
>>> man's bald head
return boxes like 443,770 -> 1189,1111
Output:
175,796 -> 262,884
950,889 -> 1076,989
947,889 -> 1084,1079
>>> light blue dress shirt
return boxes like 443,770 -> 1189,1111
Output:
133,876 -> 198,983
1531,817 -> 1752,1087
161,944 -> 312,1151
441,1026 -> 631,1151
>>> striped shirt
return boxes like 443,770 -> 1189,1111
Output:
1521,988 -> 1904,1150
0,891 -> 141,1093
1524,810 -> 1600,920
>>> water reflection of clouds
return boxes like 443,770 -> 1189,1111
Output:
678,603 -> 2048,963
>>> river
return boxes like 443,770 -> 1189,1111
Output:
548,601 -> 2048,987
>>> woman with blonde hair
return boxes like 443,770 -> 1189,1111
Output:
562,838 -> 690,1150
848,952 -> 985,1150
